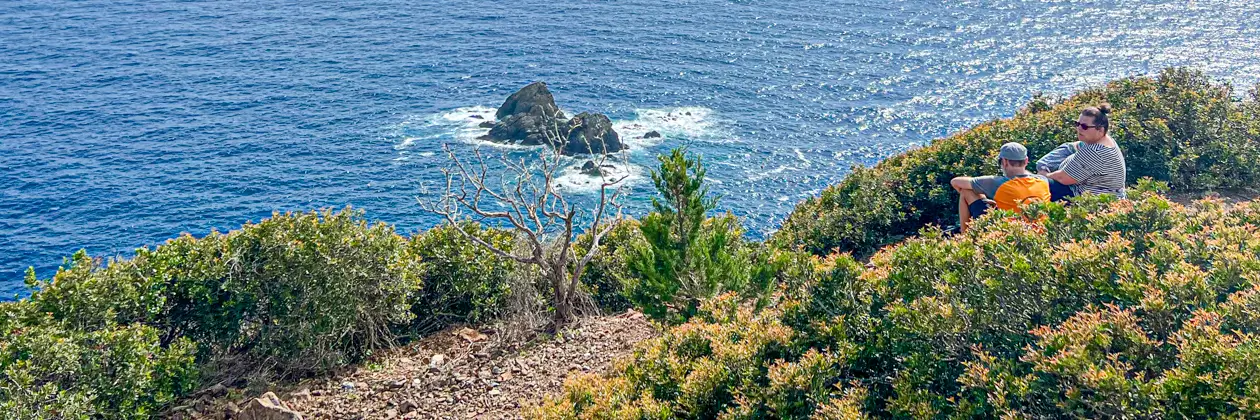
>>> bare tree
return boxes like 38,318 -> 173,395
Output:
421,122 -> 628,327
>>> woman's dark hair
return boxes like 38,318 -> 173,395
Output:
1081,103 -> 1112,133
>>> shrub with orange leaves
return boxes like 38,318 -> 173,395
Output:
534,190 -> 1260,419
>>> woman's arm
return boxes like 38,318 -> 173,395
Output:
1047,170 -> 1079,185
1050,149 -> 1093,186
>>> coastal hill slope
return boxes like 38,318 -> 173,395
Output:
3,68 -> 1258,419
776,67 -> 1260,259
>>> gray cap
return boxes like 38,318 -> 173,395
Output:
998,142 -> 1028,161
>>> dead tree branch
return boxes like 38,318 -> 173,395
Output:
420,116 -> 629,325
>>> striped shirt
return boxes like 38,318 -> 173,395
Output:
1061,142 -> 1127,199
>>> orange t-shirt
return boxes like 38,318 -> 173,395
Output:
993,175 -> 1050,211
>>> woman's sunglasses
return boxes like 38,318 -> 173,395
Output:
1072,122 -> 1103,130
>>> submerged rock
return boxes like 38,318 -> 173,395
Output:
580,160 -> 619,177
643,130 -> 662,139
580,161 -> 602,176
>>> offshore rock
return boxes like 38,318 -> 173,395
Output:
495,81 -> 562,120
564,112 -> 624,155
482,82 -> 567,146
481,82 -> 623,155
485,113 -> 562,146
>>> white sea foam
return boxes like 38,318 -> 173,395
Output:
749,164 -> 792,181
436,106 -> 498,124
793,148 -> 810,164
440,106 -> 533,149
613,106 -> 725,149
553,159 -> 642,193
393,105 -> 725,194
393,105 -> 551,153
392,105 -> 497,132
400,105 -> 724,152
395,134 -> 444,150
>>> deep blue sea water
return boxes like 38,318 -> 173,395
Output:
3,0 -> 1259,297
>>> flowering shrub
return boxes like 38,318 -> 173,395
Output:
776,68 -> 1260,258
532,192 -> 1260,419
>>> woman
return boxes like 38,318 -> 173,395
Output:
1037,104 -> 1127,201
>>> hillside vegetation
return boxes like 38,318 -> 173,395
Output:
533,188 -> 1260,419
531,69 -> 1260,419
775,68 -> 1260,258
1,211 -> 515,418
3,68 -> 1258,418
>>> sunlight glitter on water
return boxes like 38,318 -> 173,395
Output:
2,0 -> 1259,294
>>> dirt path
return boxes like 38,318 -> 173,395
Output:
177,310 -> 657,420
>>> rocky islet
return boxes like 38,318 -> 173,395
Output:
479,82 -> 625,156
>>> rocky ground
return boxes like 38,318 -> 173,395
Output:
173,310 -> 657,420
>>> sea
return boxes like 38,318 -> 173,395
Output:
3,0 -> 1259,297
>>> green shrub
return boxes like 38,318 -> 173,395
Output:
578,216 -> 799,316
776,68 -> 1260,259
20,208 -> 424,380
211,208 -> 422,376
1106,69 -> 1260,191
574,219 -> 646,312
408,221 -> 515,332
533,193 -> 1260,419
627,148 -> 757,323
6,210 -> 530,416
0,310 -> 198,419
